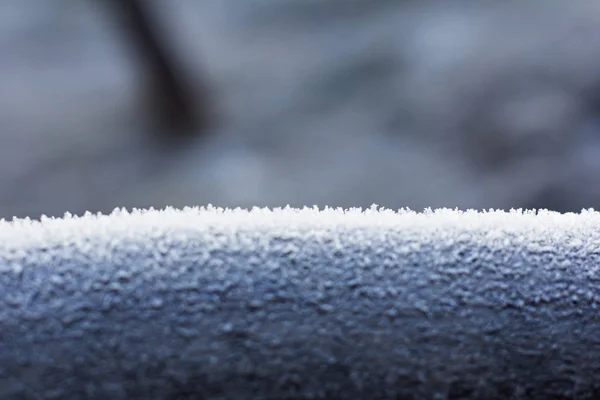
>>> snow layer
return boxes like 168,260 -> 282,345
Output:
1,207 -> 600,399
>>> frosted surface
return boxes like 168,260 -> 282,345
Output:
1,207 -> 600,399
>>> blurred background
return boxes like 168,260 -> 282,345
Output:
2,0 -> 600,219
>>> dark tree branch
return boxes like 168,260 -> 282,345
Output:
107,0 -> 212,137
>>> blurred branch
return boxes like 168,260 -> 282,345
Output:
107,0 -> 212,137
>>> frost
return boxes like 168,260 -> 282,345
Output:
2,206 -> 600,397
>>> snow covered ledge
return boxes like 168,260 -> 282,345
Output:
1,206 -> 599,399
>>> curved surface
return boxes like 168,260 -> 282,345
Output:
1,207 -> 600,399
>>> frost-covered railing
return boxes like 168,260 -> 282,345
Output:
1,207 -> 599,399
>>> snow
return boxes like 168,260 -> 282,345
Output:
2,206 -> 600,398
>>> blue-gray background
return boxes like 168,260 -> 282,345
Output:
2,0 -> 600,219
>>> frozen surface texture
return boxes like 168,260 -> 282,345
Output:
1,207 -> 600,399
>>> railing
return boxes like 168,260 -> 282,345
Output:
1,207 -> 598,399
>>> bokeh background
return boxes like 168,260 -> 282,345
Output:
2,0 -> 600,219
